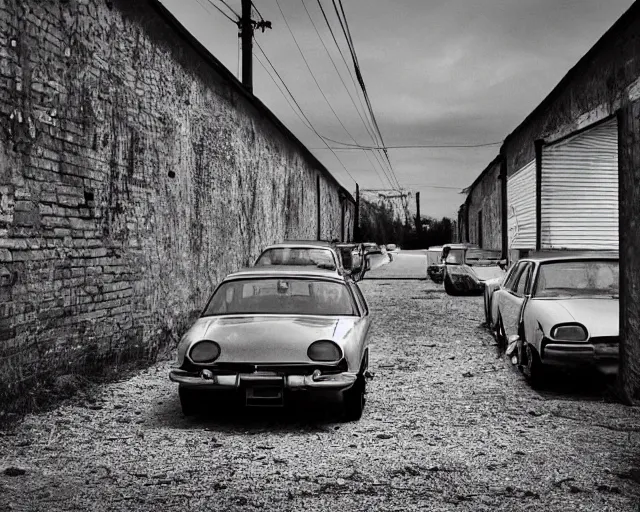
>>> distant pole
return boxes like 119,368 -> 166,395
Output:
415,191 -> 421,234
316,175 -> 321,240
241,0 -> 253,93
354,183 -> 360,242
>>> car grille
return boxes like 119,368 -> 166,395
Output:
590,336 -> 619,344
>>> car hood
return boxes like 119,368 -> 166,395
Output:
531,298 -> 619,338
177,315 -> 358,365
468,266 -> 506,282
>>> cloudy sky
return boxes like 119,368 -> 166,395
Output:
160,0 -> 634,218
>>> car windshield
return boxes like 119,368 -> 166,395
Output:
534,260 -> 619,298
255,248 -> 336,270
444,249 -> 465,264
465,249 -> 502,266
202,278 -> 356,316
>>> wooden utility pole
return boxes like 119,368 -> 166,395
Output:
354,183 -> 360,242
415,191 -> 421,234
617,100 -> 640,405
316,175 -> 321,240
240,0 -> 253,93
239,1 -> 271,93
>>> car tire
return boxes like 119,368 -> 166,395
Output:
483,288 -> 492,326
495,315 -> 507,351
523,343 -> 544,388
444,276 -> 459,296
179,386 -> 201,416
343,376 -> 366,422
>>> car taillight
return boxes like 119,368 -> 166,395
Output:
189,341 -> 221,363
307,340 -> 341,362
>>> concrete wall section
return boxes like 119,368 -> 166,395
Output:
0,0 -> 354,404
466,160 -> 502,250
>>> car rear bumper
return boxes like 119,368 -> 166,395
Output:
542,343 -> 619,373
169,369 -> 358,391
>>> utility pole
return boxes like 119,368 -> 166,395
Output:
240,0 -> 253,93
415,191 -> 421,234
354,183 -> 360,242
239,0 -> 271,93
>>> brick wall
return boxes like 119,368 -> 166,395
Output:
0,0 -> 354,406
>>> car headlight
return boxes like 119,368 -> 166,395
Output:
550,324 -> 588,342
307,340 -> 342,362
188,340 -> 221,363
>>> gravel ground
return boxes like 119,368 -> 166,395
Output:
1,253 -> 639,511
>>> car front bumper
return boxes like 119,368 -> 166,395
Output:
169,369 -> 358,392
542,342 -> 619,373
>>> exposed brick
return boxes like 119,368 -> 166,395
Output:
0,0 -> 355,406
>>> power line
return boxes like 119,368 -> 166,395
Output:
217,0 -> 241,18
201,0 -> 239,22
298,0 -> 391,189
195,0 -> 238,23
272,0 -> 388,188
311,141 -> 504,150
329,0 -> 402,190
253,38 -> 357,185
251,0 -> 264,21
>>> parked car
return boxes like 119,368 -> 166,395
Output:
363,242 -> 382,255
491,252 -> 619,387
336,243 -> 366,281
386,244 -> 398,252
442,246 -> 505,296
254,241 -> 344,273
169,266 -> 372,420
426,246 -> 444,283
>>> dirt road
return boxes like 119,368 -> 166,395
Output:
1,252 -> 639,511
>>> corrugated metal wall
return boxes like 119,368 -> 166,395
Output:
507,160 -> 536,250
540,118 -> 619,250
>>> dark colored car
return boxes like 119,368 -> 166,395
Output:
443,246 -> 506,296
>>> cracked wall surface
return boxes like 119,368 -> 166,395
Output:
0,0 -> 354,405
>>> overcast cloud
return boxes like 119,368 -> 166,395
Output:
160,0 -> 634,218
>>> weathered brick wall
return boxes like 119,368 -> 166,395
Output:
504,3 -> 640,176
0,0 -> 354,405
466,160 -> 501,251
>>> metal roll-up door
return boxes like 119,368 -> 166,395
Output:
507,160 -> 536,250
540,118 -> 618,250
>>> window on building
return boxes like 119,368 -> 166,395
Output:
477,210 -> 483,248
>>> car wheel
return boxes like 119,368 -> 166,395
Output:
495,315 -> 507,351
444,276 -> 459,296
343,376 -> 365,421
179,386 -> 201,416
483,289 -> 491,326
523,343 -> 544,388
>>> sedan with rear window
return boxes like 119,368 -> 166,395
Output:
169,266 -> 372,420
491,252 -> 619,387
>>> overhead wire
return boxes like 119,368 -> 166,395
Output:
200,0 -> 239,22
253,38 -> 357,184
273,0 -> 388,187
251,1 -> 265,21
298,0 -> 392,188
216,0 -> 241,18
312,140 -> 504,150
329,0 -> 402,190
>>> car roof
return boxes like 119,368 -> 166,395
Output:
262,242 -> 337,250
281,239 -> 335,246
522,250 -> 619,262
225,265 -> 344,280
427,246 -> 443,251
443,243 -> 478,249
